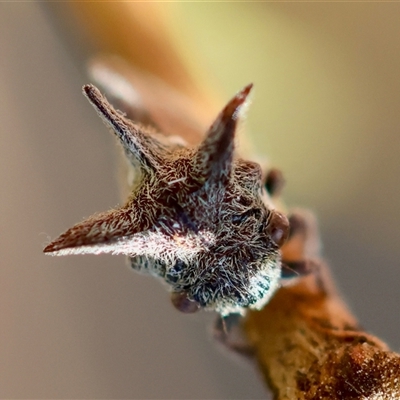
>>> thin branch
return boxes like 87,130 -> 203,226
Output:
217,209 -> 400,399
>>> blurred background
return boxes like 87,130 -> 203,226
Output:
1,2 -> 399,399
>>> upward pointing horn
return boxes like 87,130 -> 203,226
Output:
193,83 -> 253,186
83,84 -> 166,171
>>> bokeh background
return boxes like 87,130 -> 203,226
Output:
1,2 -> 399,399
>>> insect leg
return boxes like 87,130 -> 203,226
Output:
281,209 -> 321,280
213,313 -> 255,360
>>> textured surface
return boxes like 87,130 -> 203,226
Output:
44,83 -> 287,316
1,3 -> 400,399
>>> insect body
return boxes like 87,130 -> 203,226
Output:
44,81 -> 290,316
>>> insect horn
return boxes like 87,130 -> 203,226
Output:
83,84 -> 165,171
43,207 -> 148,256
193,83 -> 253,186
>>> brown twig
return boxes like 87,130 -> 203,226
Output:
217,209 -> 400,399
245,270 -> 400,399
215,210 -> 400,400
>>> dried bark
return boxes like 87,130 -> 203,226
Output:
244,211 -> 400,399
214,209 -> 400,399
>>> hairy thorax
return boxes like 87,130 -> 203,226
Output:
44,83 -> 289,316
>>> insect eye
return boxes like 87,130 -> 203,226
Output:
267,211 -> 289,247
232,208 -> 262,225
